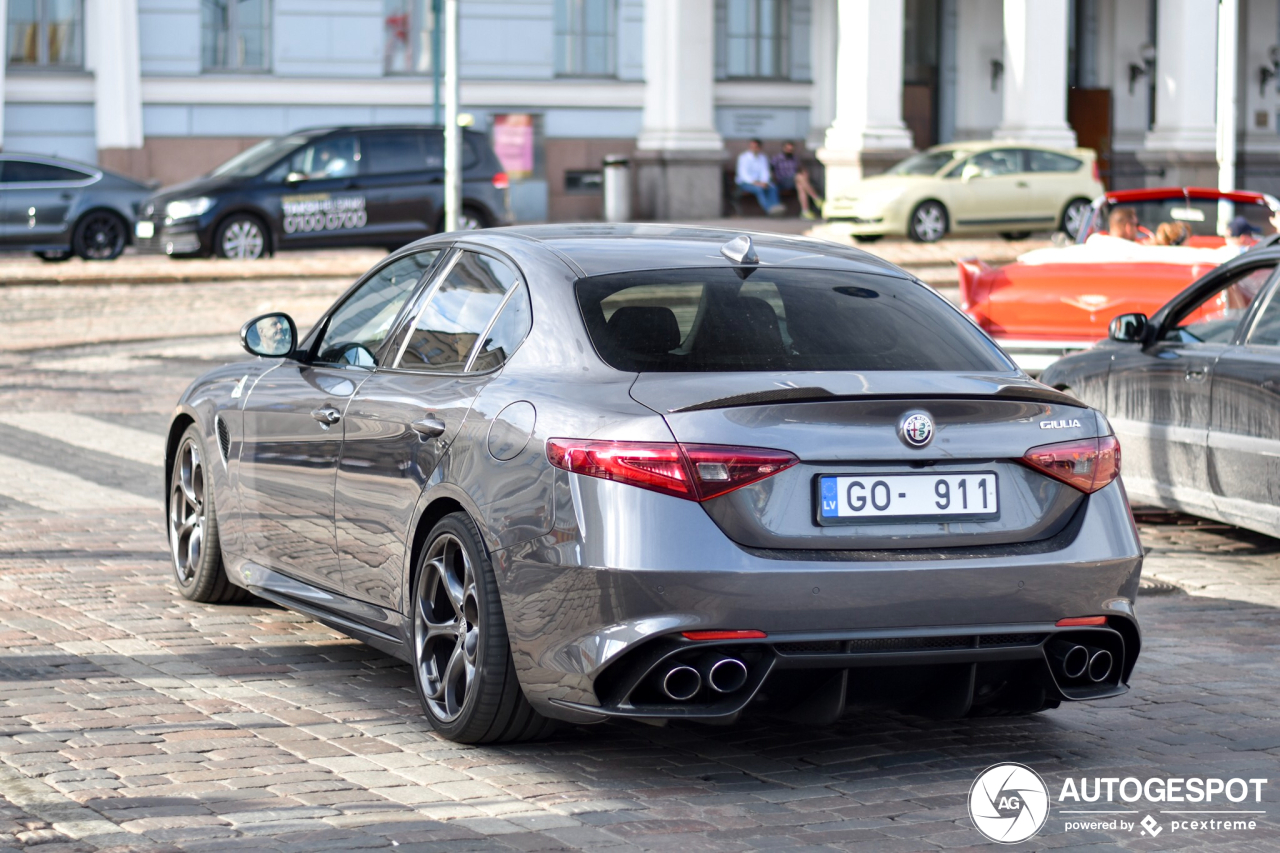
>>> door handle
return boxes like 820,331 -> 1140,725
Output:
60,192 -> 73,201
310,407 -> 341,425
410,415 -> 446,439
1016,181 -> 1029,188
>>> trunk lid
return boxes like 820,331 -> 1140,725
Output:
631,372 -> 1099,551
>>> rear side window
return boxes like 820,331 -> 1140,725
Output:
396,251 -> 519,372
576,268 -> 1013,373
423,133 -> 480,170
361,132 -> 428,175
1026,150 -> 1082,173
3,160 -> 90,183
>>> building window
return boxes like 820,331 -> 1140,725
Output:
202,0 -> 271,72
385,0 -> 434,74
7,0 -> 83,69
721,0 -> 789,79
555,0 -> 616,77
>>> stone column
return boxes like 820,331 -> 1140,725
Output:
88,0 -> 145,175
806,0 -> 837,151
633,0 -> 725,220
817,0 -> 914,205
994,0 -> 1076,147
1139,0 -> 1219,186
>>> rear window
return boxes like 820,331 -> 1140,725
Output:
576,268 -> 1013,373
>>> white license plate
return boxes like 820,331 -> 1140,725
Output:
135,220 -> 155,239
817,472 -> 998,522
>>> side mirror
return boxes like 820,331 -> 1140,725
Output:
1108,313 -> 1148,343
241,312 -> 297,358
285,171 -> 308,185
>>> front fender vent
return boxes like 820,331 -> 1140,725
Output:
215,416 -> 231,463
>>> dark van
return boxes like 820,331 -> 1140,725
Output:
136,125 -> 512,259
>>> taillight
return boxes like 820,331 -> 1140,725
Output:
492,171 -> 509,190
1092,161 -> 1101,182
546,439 -> 798,502
1020,435 -> 1120,494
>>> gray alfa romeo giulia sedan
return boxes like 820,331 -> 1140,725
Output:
166,224 -> 1143,743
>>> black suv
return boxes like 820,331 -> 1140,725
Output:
136,125 -> 512,259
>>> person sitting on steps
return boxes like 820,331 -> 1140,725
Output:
770,141 -> 823,220
736,138 -> 786,217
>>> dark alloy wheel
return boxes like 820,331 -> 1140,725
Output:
411,512 -> 555,743
73,211 -> 127,261
168,424 -> 247,604
908,200 -> 948,243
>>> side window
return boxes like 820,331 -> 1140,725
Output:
396,251 -> 519,372
423,133 -> 479,171
285,135 -> 360,180
470,285 -> 532,371
315,250 -> 440,367
1245,286 -> 1280,347
425,133 -> 444,169
2,160 -> 90,183
969,149 -> 1022,177
1026,150 -> 1081,173
1167,264 -> 1277,344
360,132 -> 427,175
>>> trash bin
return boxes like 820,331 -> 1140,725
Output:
603,155 -> 630,223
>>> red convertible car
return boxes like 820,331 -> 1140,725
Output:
958,187 -> 1280,371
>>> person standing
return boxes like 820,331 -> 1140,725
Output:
771,141 -> 823,220
735,139 -> 785,216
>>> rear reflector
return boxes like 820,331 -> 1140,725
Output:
546,439 -> 797,502
1056,616 -> 1107,627
682,630 -> 768,641
492,171 -> 510,189
1020,435 -> 1120,494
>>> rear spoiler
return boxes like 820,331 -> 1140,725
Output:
955,257 -> 992,310
672,385 -> 1087,413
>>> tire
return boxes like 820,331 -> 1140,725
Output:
999,231 -> 1032,241
1061,197 -> 1092,240
72,210 -> 127,260
411,512 -> 555,743
907,201 -> 947,243
36,250 -> 73,262
215,214 -> 268,259
169,424 -> 248,604
434,204 -> 492,235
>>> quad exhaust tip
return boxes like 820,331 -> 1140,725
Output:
1051,642 -> 1090,681
706,657 -> 748,694
1087,648 -> 1113,683
662,665 -> 702,701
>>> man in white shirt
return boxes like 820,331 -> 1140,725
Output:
736,138 -> 785,216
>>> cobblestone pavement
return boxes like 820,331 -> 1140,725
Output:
1,316 -> 1278,851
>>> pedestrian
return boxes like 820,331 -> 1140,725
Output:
735,138 -> 786,216
770,141 -> 823,220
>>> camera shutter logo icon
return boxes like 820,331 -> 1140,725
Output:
968,763 -> 1050,844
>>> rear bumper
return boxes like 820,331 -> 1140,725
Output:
496,475 -> 1143,723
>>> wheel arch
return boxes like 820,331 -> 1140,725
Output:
1061,196 -> 1093,235
72,205 -> 130,248
163,409 -> 198,530
211,206 -> 275,255
403,488 -> 496,618
908,197 -> 950,240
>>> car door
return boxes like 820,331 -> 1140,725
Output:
946,149 -> 1036,231
352,130 -> 434,247
1023,148 -> 1084,222
0,157 -> 94,247
1207,273 -> 1280,533
1107,261 -> 1277,515
271,133 -> 368,249
237,249 -> 440,590
335,248 -> 529,610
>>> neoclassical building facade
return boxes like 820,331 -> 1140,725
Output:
1,0 -> 1276,220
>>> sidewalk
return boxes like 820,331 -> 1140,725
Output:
0,222 -> 1051,288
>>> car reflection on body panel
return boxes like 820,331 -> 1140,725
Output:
165,224 -> 1143,743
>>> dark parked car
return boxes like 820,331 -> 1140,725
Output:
166,224 -> 1142,743
1043,245 -> 1280,539
136,125 -> 512,259
0,153 -> 148,261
